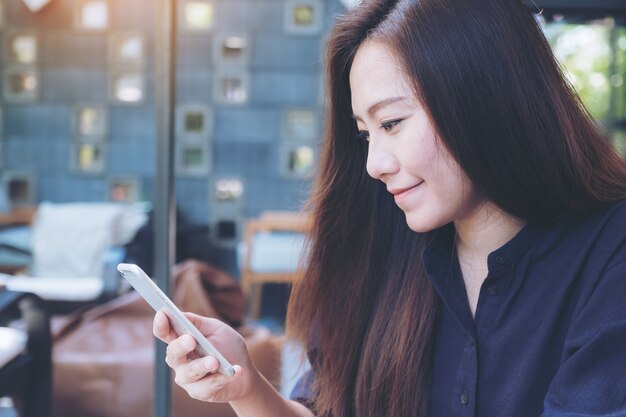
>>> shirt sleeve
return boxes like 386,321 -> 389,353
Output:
289,368 -> 318,412
542,258 -> 626,416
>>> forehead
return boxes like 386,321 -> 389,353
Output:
349,40 -> 414,108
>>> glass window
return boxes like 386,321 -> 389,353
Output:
4,67 -> 39,103
6,33 -> 38,64
76,0 -> 109,30
181,0 -> 214,32
111,72 -> 145,104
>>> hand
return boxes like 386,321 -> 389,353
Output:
153,311 -> 260,403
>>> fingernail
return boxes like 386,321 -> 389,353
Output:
155,312 -> 166,325
204,357 -> 216,370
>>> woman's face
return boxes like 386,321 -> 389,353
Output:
350,40 -> 483,233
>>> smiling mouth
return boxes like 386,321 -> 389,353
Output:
391,182 -> 423,198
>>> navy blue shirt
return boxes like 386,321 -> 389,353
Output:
290,199 -> 626,417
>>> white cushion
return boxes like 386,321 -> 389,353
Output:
0,275 -> 104,302
238,233 -> 306,273
0,327 -> 28,368
31,202 -> 147,278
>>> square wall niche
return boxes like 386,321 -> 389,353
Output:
180,0 -> 215,32
72,143 -> 106,174
109,33 -> 145,67
107,177 -> 141,202
176,142 -> 211,177
283,108 -> 318,142
281,144 -> 316,178
74,105 -> 108,138
6,32 -> 38,64
4,66 -> 40,103
213,33 -> 250,67
3,172 -> 36,207
176,104 -> 213,138
284,0 -> 323,35
110,72 -> 145,104
76,0 -> 110,31
214,71 -> 250,105
208,177 -> 245,248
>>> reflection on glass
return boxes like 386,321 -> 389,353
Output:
111,34 -> 143,65
284,110 -> 316,141
222,36 -> 247,59
219,76 -> 247,103
293,5 -> 314,27
184,1 -> 214,30
76,143 -> 104,172
79,0 -> 109,30
76,106 -> 106,137
9,34 -> 37,64
288,146 -> 314,176
215,179 -> 244,201
185,112 -> 204,134
112,73 -> 144,103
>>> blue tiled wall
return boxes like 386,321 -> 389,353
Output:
1,0 -> 345,227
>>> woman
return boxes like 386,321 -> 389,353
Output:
153,0 -> 626,416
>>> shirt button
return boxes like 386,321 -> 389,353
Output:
460,392 -> 469,406
487,285 -> 498,295
495,254 -> 506,264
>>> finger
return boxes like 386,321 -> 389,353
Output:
183,365 -> 244,403
166,334 -> 197,367
184,312 -> 225,337
153,310 -> 177,343
174,355 -> 219,385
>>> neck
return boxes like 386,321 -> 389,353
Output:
454,202 -> 526,263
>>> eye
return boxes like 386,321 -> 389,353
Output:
355,130 -> 370,142
380,118 -> 403,133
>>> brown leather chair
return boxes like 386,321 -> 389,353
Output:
50,261 -> 282,417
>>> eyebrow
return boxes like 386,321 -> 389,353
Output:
352,96 -> 409,122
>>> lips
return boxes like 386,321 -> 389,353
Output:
388,182 -> 423,197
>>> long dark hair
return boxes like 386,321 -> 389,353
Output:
287,1 -> 626,416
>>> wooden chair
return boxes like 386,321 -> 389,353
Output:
241,211 -> 311,318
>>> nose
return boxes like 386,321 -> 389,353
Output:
365,139 -> 399,180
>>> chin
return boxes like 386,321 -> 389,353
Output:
404,211 -> 447,234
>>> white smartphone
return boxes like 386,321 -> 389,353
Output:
116,263 -> 235,377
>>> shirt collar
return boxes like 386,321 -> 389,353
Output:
422,220 -> 545,281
